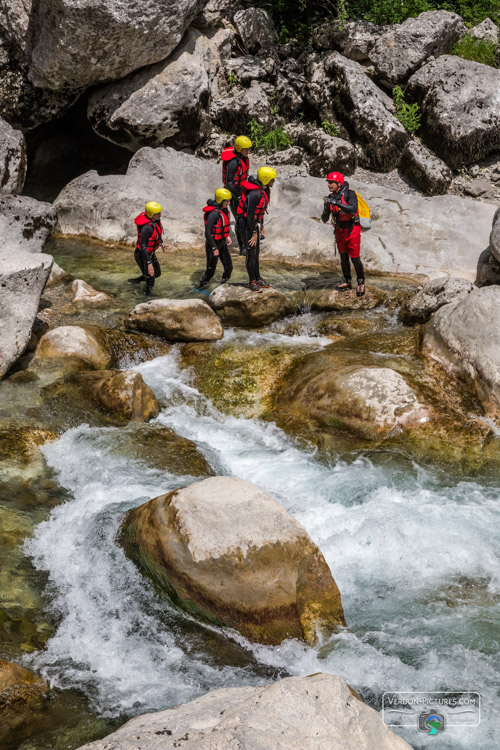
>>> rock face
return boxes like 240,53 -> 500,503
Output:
400,277 -> 474,325
209,285 -> 296,327
0,254 -> 53,378
422,286 -> 500,417
126,299 -> 224,341
71,279 -> 112,306
285,123 -> 356,178
369,10 -> 465,85
88,28 -> 232,151
407,55 -> 500,168
29,0 -> 205,92
0,116 -> 26,194
72,370 -> 159,422
0,194 -> 57,254
308,52 -> 408,171
34,326 -> 112,369
0,660 -> 48,746
400,139 -> 452,196
76,673 -> 412,750
121,476 -> 345,645
232,8 -> 278,54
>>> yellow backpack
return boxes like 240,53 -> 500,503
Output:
356,192 -> 371,230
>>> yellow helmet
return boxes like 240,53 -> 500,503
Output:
145,201 -> 162,218
257,166 -> 277,186
215,188 -> 232,203
235,135 -> 252,152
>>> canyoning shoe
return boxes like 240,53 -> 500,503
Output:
220,277 -> 230,285
336,280 -> 352,292
127,275 -> 144,284
249,280 -> 262,293
356,280 -> 366,298
239,247 -> 247,256
256,278 -> 271,288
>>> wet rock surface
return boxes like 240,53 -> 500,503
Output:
208,284 -> 296,327
400,277 -> 474,325
71,370 -> 159,422
400,139 -> 452,196
126,298 -> 224,342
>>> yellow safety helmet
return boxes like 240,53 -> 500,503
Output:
257,166 -> 277,186
145,201 -> 162,218
215,188 -> 232,203
235,135 -> 252,152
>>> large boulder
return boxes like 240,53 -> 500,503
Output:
71,279 -> 112,306
0,660 -> 48,746
407,55 -> 500,168
369,10 -> 466,86
308,52 -> 408,171
400,139 -> 452,196
469,18 -> 499,43
209,284 -> 296,327
211,79 -> 273,132
0,194 -> 57,253
232,8 -> 278,54
88,28 -> 232,152
0,116 -> 26,194
34,326 -> 112,369
422,286 -> 500,417
475,248 -> 500,287
0,254 -> 53,378
285,122 -> 356,178
313,19 -> 385,60
400,277 -> 474,325
224,55 -> 275,85
76,674 -> 412,750
71,370 -> 159,422
29,0 -> 205,93
121,476 -> 345,645
126,298 -> 223,341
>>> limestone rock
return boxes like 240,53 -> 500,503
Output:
209,285 -> 296,327
475,248 -> 500,287
400,277 -> 474,325
313,19 -> 385,60
0,660 -> 48,746
308,52 -> 408,171
195,0 -> 243,29
0,194 -> 57,254
45,261 -> 70,288
276,68 -> 306,117
126,299 -> 223,341
266,146 -> 305,166
490,206 -> 500,264
224,55 -> 275,84
76,673 -> 412,750
400,139 -> 452,195
34,326 -> 112,369
211,80 -> 273,132
233,8 -> 278,54
407,55 -> 500,168
369,10 -> 466,85
0,116 -> 26,194
121,476 -> 345,645
422,286 -> 500,417
29,0 -> 205,93
464,177 -> 495,199
0,254 -> 53,378
309,287 -> 387,312
285,123 -> 356,178
88,28 -> 232,152
469,18 -> 499,43
71,279 -> 113,306
72,370 -> 159,422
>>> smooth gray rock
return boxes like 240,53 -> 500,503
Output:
224,55 -> 275,84
285,122 -> 356,178
29,0 -> 204,92
401,276 -> 474,324
211,79 -> 273,132
475,248 -> 500,287
423,286 -> 500,417
88,28 -> 232,151
463,177 -> 495,199
126,298 -> 223,341
313,19 -> 385,60
308,52 -> 408,171
369,10 -> 466,85
0,195 -> 57,253
0,117 -> 26,194
0,254 -> 53,378
490,206 -> 500,264
76,674 -> 412,750
469,18 -> 499,43
233,7 -> 278,54
209,284 -> 296,327
407,55 -> 500,168
400,139 -> 452,195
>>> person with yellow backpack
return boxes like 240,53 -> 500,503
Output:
321,171 -> 366,297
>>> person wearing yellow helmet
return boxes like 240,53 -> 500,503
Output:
198,188 -> 233,289
221,136 -> 252,256
129,201 -> 164,295
236,166 -> 277,292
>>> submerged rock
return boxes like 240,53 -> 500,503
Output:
209,285 -> 296,327
34,326 -> 112,370
309,287 -> 387,311
400,277 -> 474,325
71,279 -> 113,306
121,476 -> 345,645
71,370 -> 159,422
0,660 -> 48,746
126,298 -> 223,341
76,673 -> 412,750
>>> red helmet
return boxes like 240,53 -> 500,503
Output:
326,171 -> 344,184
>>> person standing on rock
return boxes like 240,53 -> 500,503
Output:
236,166 -> 277,293
198,188 -> 233,289
129,201 -> 164,295
221,136 -> 252,256
322,172 -> 365,297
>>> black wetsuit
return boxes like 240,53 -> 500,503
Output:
199,200 -> 233,287
134,221 -> 162,291
237,180 -> 269,282
226,157 -> 247,251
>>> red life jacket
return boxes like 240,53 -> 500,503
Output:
330,189 -> 359,225
203,205 -> 230,241
135,213 -> 163,253
236,180 -> 269,222
221,147 -> 249,189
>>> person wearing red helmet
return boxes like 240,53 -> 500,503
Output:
321,171 -> 365,297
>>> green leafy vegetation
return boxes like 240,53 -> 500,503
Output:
226,72 -> 238,89
247,119 -> 293,152
269,88 -> 281,119
322,120 -> 341,137
392,85 -> 421,134
451,34 -> 498,67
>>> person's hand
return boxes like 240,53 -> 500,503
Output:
227,236 -> 232,246
260,227 -> 266,239
213,248 -> 219,257
248,232 -> 258,247
160,241 -> 166,253
148,262 -> 154,277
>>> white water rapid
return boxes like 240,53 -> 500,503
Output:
26,343 -> 500,749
